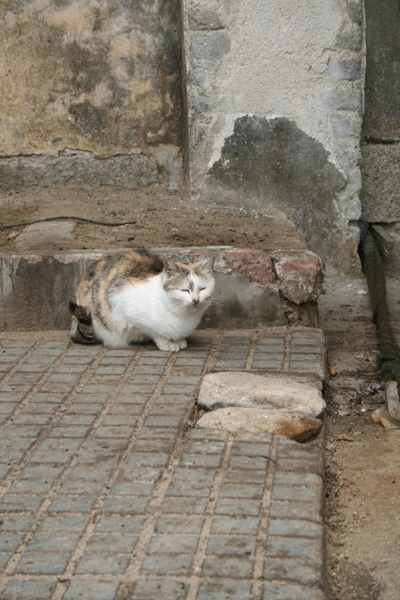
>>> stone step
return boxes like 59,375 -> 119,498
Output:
0,247 -> 325,331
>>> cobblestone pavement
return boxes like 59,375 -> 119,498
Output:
0,329 -> 326,600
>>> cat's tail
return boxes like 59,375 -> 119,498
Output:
69,302 -> 100,345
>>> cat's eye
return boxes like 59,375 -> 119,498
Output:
199,287 -> 206,291
181,289 -> 190,293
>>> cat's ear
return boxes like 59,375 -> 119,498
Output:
201,256 -> 215,273
163,258 -> 180,277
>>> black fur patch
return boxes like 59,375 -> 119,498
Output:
69,302 -> 99,345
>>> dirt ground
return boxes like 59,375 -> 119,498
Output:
0,187 -> 306,253
1,187 -> 399,599
320,281 -> 400,600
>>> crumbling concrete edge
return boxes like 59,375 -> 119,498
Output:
0,246 -> 325,331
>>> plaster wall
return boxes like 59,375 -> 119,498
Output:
0,0 -> 184,189
183,0 -> 365,272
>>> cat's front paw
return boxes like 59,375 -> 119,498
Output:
155,337 -> 187,352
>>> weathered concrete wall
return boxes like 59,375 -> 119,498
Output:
361,0 -> 400,223
0,0 -> 368,275
0,247 -> 325,330
183,0 -> 365,273
0,0 -> 184,190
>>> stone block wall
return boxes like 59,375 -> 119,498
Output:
361,0 -> 400,223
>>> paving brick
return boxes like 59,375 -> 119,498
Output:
110,482 -> 155,496
130,579 -> 188,599
206,535 -> 256,555
270,501 -> 323,523
180,453 -> 222,468
85,533 -> 139,553
0,533 -> 25,552
221,469 -> 266,485
8,478 -> 54,495
0,515 -> 34,531
63,579 -> 120,600
263,556 -> 323,585
166,480 -> 213,497
4,424 -> 42,437
38,515 -> 90,533
215,498 -> 261,517
2,578 -> 57,600
126,452 -> 169,467
162,496 -> 209,514
197,581 -> 252,600
53,363 -> 88,373
0,464 -> 11,477
202,555 -> 254,577
25,533 -> 81,552
172,467 -> 215,482
265,536 -> 324,562
101,496 -> 149,514
262,583 -> 326,600
0,494 -> 43,512
64,403 -> 104,415
274,472 -> 322,486
0,449 -> 25,462
210,516 -> 260,535
114,393 -> 151,404
50,425 -> 89,438
16,552 -> 70,574
74,553 -> 130,575
184,439 -> 225,454
106,407 -> 143,418
155,515 -> 205,534
150,404 -> 188,417
94,425 -> 134,438
95,515 -> 145,533
0,553 -> 12,568
117,465 -> 162,482
144,415 -> 183,427
272,485 -> 322,503
48,495 -> 96,513
268,519 -> 323,539
141,554 -> 193,575
148,534 -> 199,554
219,478 -> 265,502
67,463 -> 115,480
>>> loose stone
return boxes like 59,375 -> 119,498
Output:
196,407 -> 322,441
198,372 -> 326,418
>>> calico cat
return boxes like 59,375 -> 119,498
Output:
69,249 -> 215,352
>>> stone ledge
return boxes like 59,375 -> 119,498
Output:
0,246 -> 325,331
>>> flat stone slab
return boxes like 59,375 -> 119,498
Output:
0,329 -> 327,599
196,407 -> 322,441
198,372 -> 326,418
14,221 -> 75,252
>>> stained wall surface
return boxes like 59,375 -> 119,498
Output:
0,0 -> 184,189
183,0 -> 365,272
0,0 -> 368,274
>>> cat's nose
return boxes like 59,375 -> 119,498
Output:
192,298 -> 200,305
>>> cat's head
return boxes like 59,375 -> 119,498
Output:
162,256 -> 215,309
